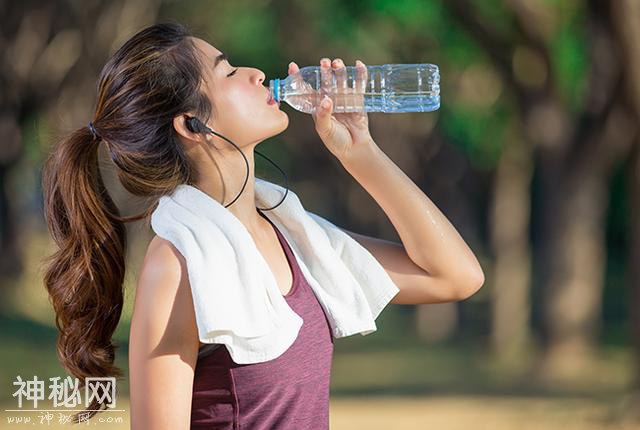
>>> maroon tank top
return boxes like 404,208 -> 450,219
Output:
190,210 -> 335,429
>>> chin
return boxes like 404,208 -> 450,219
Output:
254,118 -> 288,144
279,111 -> 289,129
271,111 -> 289,135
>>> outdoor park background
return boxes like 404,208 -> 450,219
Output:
1,0 -> 639,428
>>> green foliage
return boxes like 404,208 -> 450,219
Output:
474,0 -> 518,38
163,1 -> 281,70
550,7 -> 587,111
440,104 -> 509,170
213,6 -> 280,69
313,0 -> 359,43
371,0 -> 444,32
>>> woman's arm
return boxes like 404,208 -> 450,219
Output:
302,58 -> 484,304
129,236 -> 200,429
339,140 -> 485,303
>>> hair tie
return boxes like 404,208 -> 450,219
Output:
88,121 -> 100,140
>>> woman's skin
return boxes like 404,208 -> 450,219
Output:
129,37 -> 317,428
129,36 -> 484,428
174,38 -> 290,234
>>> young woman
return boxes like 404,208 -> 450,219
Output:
42,22 -> 484,429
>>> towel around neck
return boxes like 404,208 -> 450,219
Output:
150,178 -> 399,364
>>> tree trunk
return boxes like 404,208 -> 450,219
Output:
415,303 -> 458,343
489,126 -> 535,365
627,138 -> 640,418
609,1 -> 640,418
536,164 -> 609,382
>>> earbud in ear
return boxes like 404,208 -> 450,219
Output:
185,116 -> 206,134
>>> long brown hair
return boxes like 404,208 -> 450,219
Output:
41,22 -> 212,422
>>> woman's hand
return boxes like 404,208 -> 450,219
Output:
288,58 -> 374,162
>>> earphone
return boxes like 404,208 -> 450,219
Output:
184,116 -> 289,210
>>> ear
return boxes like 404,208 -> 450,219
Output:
173,114 -> 209,148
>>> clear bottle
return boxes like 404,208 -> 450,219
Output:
268,63 -> 440,114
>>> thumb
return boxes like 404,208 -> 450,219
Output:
314,95 -> 334,138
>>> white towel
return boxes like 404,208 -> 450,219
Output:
150,178 -> 399,364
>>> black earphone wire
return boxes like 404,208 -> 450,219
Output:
186,116 -> 289,211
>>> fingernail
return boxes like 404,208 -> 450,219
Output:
321,95 -> 330,109
288,61 -> 294,68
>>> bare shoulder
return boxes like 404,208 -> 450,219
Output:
142,235 -> 185,281
131,234 -> 199,354
136,234 -> 189,315
129,235 -> 199,429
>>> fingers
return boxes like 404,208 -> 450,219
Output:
355,59 -> 367,93
333,59 -> 347,89
353,59 -> 367,110
288,61 -> 303,87
287,61 -> 299,75
332,58 -> 347,110
295,57 -> 367,112
312,95 -> 334,140
320,57 -> 333,98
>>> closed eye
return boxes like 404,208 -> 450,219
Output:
227,68 -> 238,77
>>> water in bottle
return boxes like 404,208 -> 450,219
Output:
268,63 -> 440,114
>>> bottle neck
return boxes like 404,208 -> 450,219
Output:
269,78 -> 282,102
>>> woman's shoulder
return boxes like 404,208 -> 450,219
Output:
145,234 -> 183,266
128,236 -> 200,429
137,236 -> 185,289
131,235 -> 198,349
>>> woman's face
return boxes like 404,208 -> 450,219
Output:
193,37 -> 289,147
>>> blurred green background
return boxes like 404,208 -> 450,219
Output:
1,0 -> 639,428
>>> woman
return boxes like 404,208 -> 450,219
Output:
42,22 -> 484,429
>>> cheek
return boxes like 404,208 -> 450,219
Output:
215,82 -> 286,142
220,84 -> 275,132
223,84 -> 261,118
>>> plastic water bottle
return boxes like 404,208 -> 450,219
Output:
268,63 -> 440,114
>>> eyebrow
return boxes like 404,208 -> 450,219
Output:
213,52 -> 228,69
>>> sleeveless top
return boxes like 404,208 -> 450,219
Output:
190,209 -> 335,429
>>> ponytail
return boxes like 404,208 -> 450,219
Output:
40,21 -> 212,423
42,126 -> 127,423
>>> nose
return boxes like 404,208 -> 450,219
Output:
254,68 -> 265,86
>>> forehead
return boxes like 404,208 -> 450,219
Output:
193,38 -> 223,65
192,38 -> 226,91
